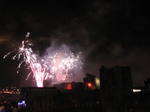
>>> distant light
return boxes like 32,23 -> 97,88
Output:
18,100 -> 26,107
65,83 -> 72,90
86,82 -> 94,90
133,89 -> 141,92
87,82 -> 92,87
95,77 -> 100,86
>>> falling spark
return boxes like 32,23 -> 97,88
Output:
3,32 -> 83,87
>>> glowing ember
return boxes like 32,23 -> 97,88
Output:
3,32 -> 83,87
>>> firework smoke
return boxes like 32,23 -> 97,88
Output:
3,33 -> 83,87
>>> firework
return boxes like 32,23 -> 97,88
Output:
3,32 -> 83,87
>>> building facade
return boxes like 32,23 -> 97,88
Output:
100,65 -> 133,112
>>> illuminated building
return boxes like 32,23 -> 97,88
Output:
53,82 -> 84,91
0,87 -> 21,105
53,74 -> 100,91
2,87 -> 20,94
100,65 -> 133,112
84,73 -> 100,90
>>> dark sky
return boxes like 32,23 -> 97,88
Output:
0,0 -> 150,88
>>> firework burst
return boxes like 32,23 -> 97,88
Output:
3,32 -> 83,87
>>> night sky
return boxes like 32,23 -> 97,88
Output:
0,0 -> 150,88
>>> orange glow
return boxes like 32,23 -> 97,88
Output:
87,82 -> 92,87
87,82 -> 94,90
65,83 -> 72,90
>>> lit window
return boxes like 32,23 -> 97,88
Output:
133,89 -> 141,92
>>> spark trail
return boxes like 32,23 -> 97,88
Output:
3,32 -> 83,87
